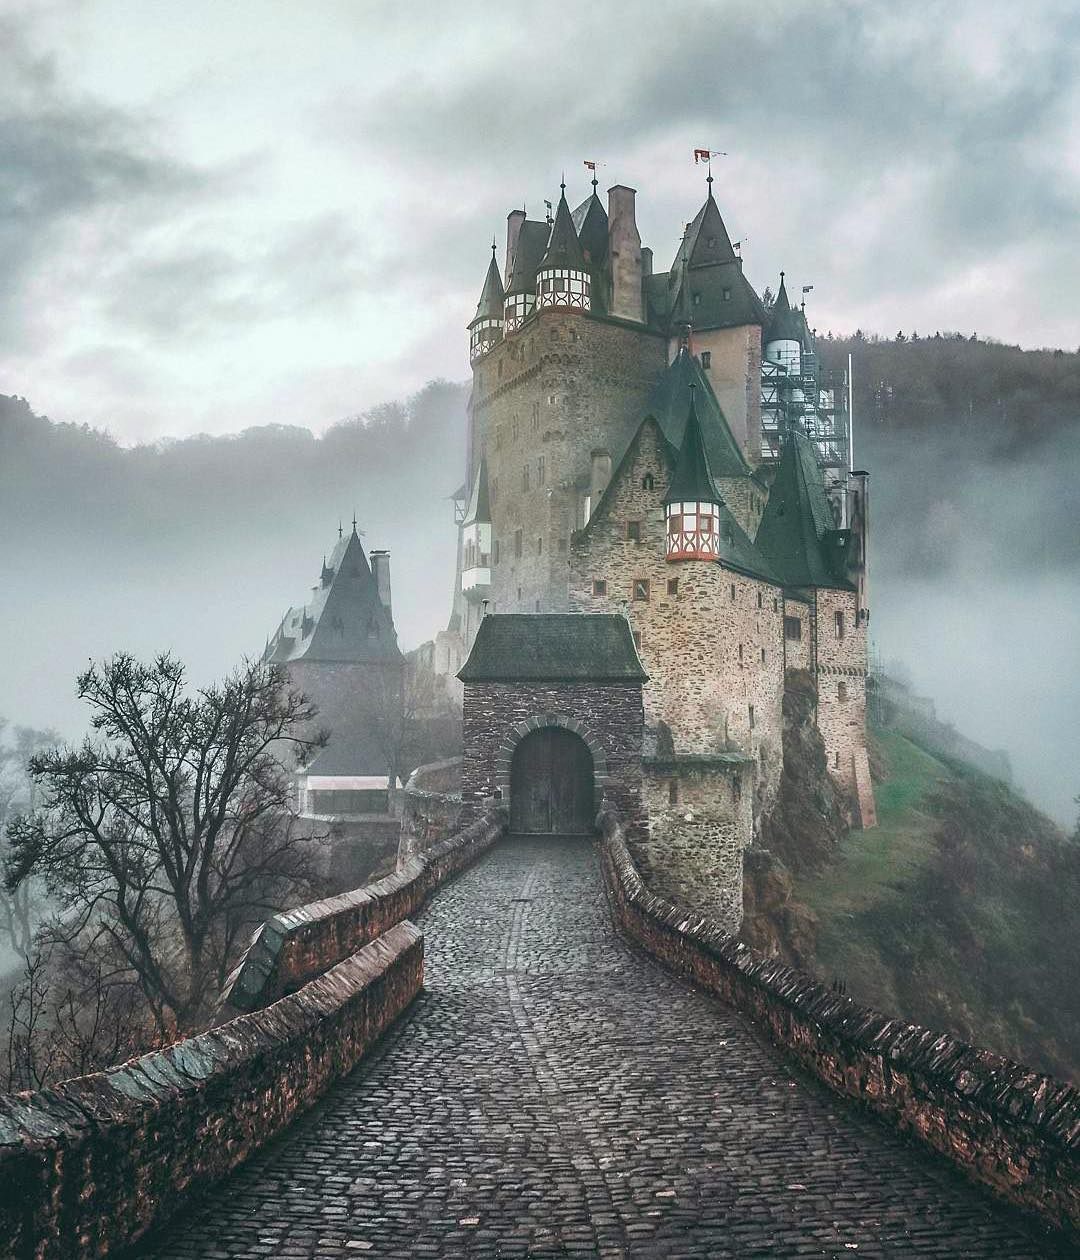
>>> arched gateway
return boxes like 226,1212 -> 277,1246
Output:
510,725 -> 594,834
457,614 -> 647,832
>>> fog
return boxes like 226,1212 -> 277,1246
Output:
1,382 -> 1077,827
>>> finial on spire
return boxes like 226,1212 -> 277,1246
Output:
351,511 -> 358,535
491,236 -> 497,257
560,171 -> 566,194
706,168 -> 713,190
338,519 -> 343,539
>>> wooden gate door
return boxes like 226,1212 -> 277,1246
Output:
510,727 -> 594,834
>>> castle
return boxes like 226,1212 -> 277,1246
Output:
438,168 -> 876,929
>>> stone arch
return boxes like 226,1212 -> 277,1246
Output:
493,712 -> 610,805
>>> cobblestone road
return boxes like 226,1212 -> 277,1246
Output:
145,837 -> 1068,1258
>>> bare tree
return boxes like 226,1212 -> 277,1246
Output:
0,719 -> 58,957
5,653 -> 326,1035
354,657 -> 461,788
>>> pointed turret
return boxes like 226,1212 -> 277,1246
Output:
535,181 -> 591,312
646,346 -> 750,479
468,243 -> 505,362
503,218 -> 549,332
755,430 -> 854,590
461,458 -> 493,602
664,391 -> 723,563
667,185 -> 764,334
763,271 -> 805,371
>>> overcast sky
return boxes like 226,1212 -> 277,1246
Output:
2,0 -> 1078,443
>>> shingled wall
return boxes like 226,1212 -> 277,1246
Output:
599,811 -> 1080,1239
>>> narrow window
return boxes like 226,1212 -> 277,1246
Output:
835,610 -> 845,639
784,616 -> 802,641
835,751 -> 841,769
738,643 -> 744,663
538,456 -> 545,485
667,577 -> 678,597
757,591 -> 763,609
749,704 -> 755,730
592,579 -> 607,597
642,473 -> 655,491
633,578 -> 650,601
627,519 -> 642,542
701,350 -> 711,369
773,597 -> 779,612
668,779 -> 679,804
514,529 -> 522,559
537,536 -> 543,555
838,682 -> 848,702
730,583 -> 736,602
722,287 -> 731,301
761,647 -> 766,663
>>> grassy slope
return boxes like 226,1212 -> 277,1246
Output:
797,730 -> 1080,1082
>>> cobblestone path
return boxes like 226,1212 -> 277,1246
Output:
146,837 -> 1068,1259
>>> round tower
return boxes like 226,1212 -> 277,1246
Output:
664,388 -> 723,562
535,180 -> 591,313
468,242 -> 504,362
763,272 -> 803,373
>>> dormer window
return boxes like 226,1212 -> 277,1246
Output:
701,351 -> 711,369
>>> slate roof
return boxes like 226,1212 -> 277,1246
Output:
573,192 -> 610,313
646,347 -> 750,479
303,729 -> 391,778
264,526 -> 403,664
538,188 -> 588,274
471,248 -> 504,326
665,392 -> 720,504
458,614 -> 647,683
664,193 -> 765,333
463,457 -> 491,526
755,430 -> 854,591
763,273 -> 805,345
505,220 -> 550,295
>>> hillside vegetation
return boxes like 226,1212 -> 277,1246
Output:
797,730 -> 1080,1083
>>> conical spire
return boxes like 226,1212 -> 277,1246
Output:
470,244 -> 505,326
666,389 -> 722,504
646,345 -> 750,479
765,271 -> 803,344
539,185 -> 588,274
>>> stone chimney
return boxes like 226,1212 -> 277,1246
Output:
640,246 -> 653,278
505,209 -> 526,288
607,185 -> 643,322
590,448 -> 612,504
370,550 -> 392,614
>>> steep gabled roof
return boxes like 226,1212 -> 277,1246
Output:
505,220 -> 550,295
665,393 -> 720,504
755,430 -> 854,590
264,526 -> 403,664
682,191 -> 738,268
459,614 -> 647,683
463,457 -> 491,526
572,192 -> 609,265
646,347 -> 750,479
665,191 -> 765,332
470,248 -> 504,326
538,187 -> 588,273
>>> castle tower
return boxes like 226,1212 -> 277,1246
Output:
664,390 -> 723,562
668,178 -> 765,464
535,182 -> 591,313
503,217 -> 549,333
763,272 -> 803,374
468,244 -> 505,363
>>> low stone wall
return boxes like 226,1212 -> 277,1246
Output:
599,812 -> 1080,1239
0,922 -> 423,1260
398,758 -> 466,865
220,809 -> 504,1016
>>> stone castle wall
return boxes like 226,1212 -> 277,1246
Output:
684,323 -> 763,465
469,310 -> 667,625
809,587 -> 868,796
637,758 -> 754,933
567,420 -> 784,815
461,680 -> 645,829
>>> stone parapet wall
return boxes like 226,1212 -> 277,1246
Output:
599,812 -> 1080,1239
0,922 -> 423,1260
219,810 -> 505,1016
398,757 -> 467,864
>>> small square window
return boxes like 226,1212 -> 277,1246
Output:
667,578 -> 678,597
627,519 -> 642,542
722,287 -> 731,301
668,513 -> 683,534
633,579 -> 650,601
699,515 -> 714,534
592,579 -> 607,597
701,351 -> 711,369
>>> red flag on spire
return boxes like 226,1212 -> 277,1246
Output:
693,148 -> 711,163
583,159 -> 596,171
